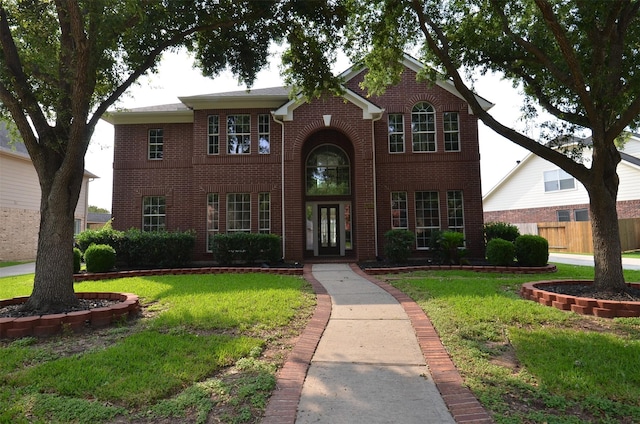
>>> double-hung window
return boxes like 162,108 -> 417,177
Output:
415,191 -> 440,248
388,114 -> 405,153
208,115 -> 220,155
142,196 -> 165,231
227,193 -> 251,232
259,193 -> 270,233
391,192 -> 408,229
544,169 -> 575,192
206,193 -> 219,252
411,102 -> 436,152
227,115 -> 250,154
148,129 -> 163,160
443,112 -> 460,151
447,191 -> 464,233
259,114 -> 270,154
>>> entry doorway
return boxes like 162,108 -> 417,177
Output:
318,204 -> 340,255
305,202 -> 352,257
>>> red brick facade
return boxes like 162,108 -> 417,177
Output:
108,59 -> 486,263
484,199 -> 640,223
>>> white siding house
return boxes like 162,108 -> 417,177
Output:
483,133 -> 640,225
0,124 -> 96,261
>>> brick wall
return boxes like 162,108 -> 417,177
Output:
484,199 -> 640,223
0,207 -> 39,261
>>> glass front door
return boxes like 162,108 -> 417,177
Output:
317,204 -> 340,255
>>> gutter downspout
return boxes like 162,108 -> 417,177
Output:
271,112 -> 286,260
371,110 -> 384,258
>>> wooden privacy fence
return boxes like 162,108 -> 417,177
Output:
534,218 -> 640,253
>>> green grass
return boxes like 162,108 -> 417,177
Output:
383,265 -> 640,423
623,251 -> 640,259
0,261 -> 32,268
0,272 -> 314,423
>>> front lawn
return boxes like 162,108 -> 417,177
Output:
0,273 -> 315,423
381,264 -> 640,423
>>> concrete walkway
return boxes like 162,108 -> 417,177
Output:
263,264 -> 492,424
0,262 -> 35,278
549,253 -> 640,270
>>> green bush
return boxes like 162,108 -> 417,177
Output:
211,233 -> 282,265
119,229 -> 196,268
515,235 -> 549,267
486,238 -> 515,266
484,222 -> 521,244
436,230 -> 467,265
84,244 -> 116,273
383,229 -> 415,264
75,225 -> 124,253
73,247 -> 82,273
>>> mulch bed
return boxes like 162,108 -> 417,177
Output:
542,284 -> 640,302
0,299 -> 119,319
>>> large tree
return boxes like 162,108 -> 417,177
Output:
330,0 -> 640,293
0,0 -> 343,312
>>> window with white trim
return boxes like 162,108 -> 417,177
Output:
447,191 -> 464,233
259,114 -> 270,154
148,129 -> 163,160
544,169 -> 575,192
227,193 -> 250,232
142,196 -> 166,231
415,191 -> 440,248
388,114 -> 405,153
208,115 -> 219,155
259,192 -> 270,233
227,115 -> 250,154
391,192 -> 408,229
206,193 -> 219,252
443,112 -> 460,151
411,102 -> 436,152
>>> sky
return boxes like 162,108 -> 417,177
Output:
86,49 -> 531,211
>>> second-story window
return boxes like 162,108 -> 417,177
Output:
411,102 -> 436,152
228,115 -> 250,154
208,115 -> 219,155
443,112 -> 460,151
388,114 -> 405,153
148,128 -> 163,160
259,114 -> 270,154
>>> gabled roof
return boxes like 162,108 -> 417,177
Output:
103,53 -> 493,125
339,53 -> 494,113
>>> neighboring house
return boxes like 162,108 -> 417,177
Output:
483,134 -> 640,224
104,55 -> 492,263
87,213 -> 112,230
0,123 -> 96,261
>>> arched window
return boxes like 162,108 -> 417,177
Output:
411,102 -> 436,152
306,145 -> 350,195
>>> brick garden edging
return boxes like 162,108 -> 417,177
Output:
73,266 -> 304,282
364,263 -> 557,275
521,280 -> 640,318
0,292 -> 139,338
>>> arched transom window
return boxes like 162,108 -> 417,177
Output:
306,145 -> 351,195
411,102 -> 436,152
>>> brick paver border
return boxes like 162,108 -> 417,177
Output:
262,263 -> 493,423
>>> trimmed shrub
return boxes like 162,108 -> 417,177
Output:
515,235 -> 549,267
73,247 -> 82,273
84,244 -> 116,273
484,222 -> 520,244
486,238 -> 515,266
119,229 -> 196,268
383,229 -> 414,264
75,226 -> 124,253
211,233 -> 282,265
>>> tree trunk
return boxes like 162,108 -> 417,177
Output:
22,153 -> 84,313
588,140 -> 627,293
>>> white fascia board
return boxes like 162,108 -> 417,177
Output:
272,88 -> 383,121
101,110 -> 193,125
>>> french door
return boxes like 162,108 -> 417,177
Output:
317,204 -> 340,255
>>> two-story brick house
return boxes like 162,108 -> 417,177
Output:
104,55 -> 491,263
